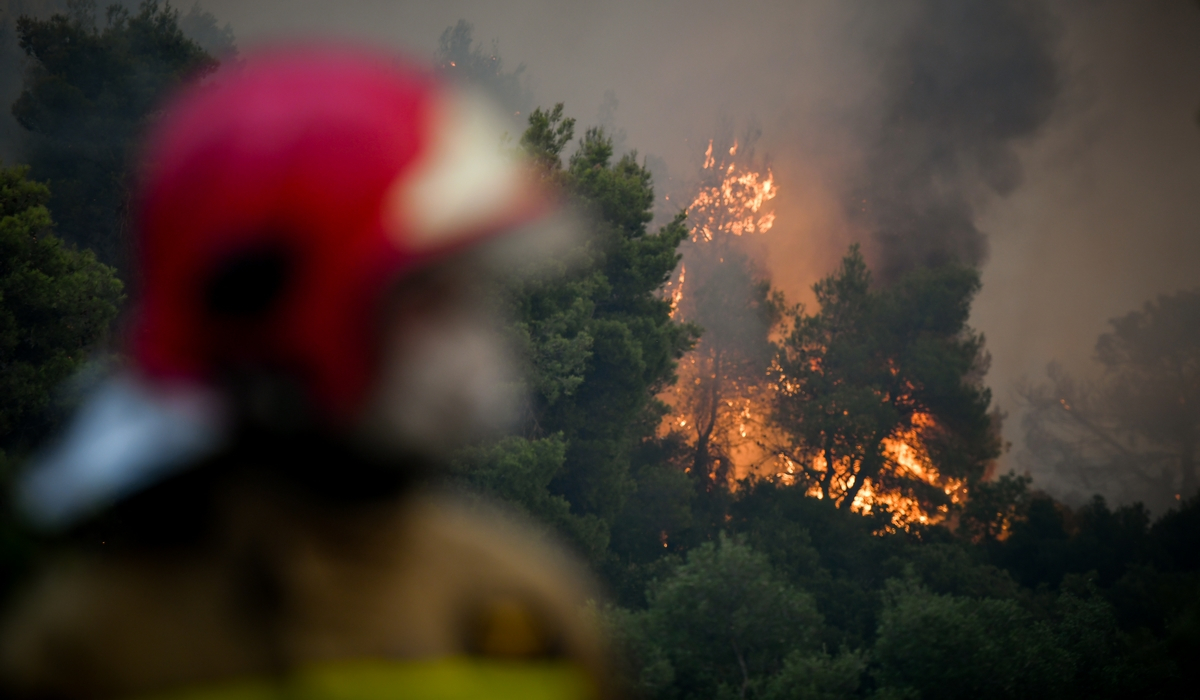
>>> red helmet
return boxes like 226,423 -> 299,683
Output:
133,45 -> 543,422
19,45 -> 551,530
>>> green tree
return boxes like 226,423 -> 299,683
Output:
12,0 -> 217,268
614,535 -> 823,700
727,479 -> 889,648
760,649 -> 865,700
519,102 -> 576,185
873,578 -> 1069,700
451,436 -> 608,561
453,105 -> 693,564
769,245 -> 998,518
0,161 -> 122,476
604,431 -> 697,606
532,116 -> 693,523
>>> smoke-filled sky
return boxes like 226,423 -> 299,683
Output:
9,0 -> 1200,486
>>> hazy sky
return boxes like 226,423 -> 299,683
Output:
12,0 -> 1200,489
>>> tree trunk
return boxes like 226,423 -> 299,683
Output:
841,439 -> 883,510
693,350 -> 723,483
820,434 -> 836,501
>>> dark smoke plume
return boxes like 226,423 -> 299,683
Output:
852,0 -> 1059,282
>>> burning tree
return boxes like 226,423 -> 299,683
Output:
769,246 -> 998,529
664,135 -> 779,487
685,138 -> 776,244
664,136 -> 997,530
670,249 -> 779,486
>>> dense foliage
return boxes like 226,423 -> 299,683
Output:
0,0 -> 210,599
604,478 -> 1199,699
13,0 -> 217,269
0,163 -> 122,468
0,162 -> 122,593
453,103 -> 696,564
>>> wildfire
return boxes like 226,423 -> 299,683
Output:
669,264 -> 686,317
773,413 -> 965,531
687,139 -> 777,242
857,417 -> 966,530
660,136 -> 780,485
664,137 -> 962,531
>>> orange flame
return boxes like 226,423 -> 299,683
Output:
686,140 -> 777,242
859,420 -> 965,529
772,413 -> 964,531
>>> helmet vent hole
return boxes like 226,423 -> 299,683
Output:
204,246 -> 292,318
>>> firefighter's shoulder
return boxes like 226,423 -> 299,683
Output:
0,488 -> 607,700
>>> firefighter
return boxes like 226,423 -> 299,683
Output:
0,46 -> 605,700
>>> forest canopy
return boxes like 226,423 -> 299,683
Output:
0,10 -> 1195,700
12,0 -> 218,270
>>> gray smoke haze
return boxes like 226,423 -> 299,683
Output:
6,0 -> 1200,501
850,0 -> 1059,282
974,0 -> 1200,502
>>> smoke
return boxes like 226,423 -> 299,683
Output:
9,0 -> 1200,502
3,1 -> 1062,280
971,0 -> 1200,492
849,0 -> 1059,282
